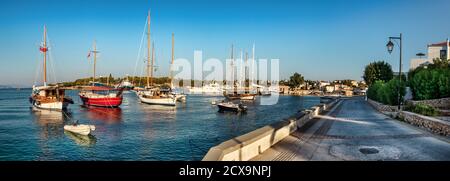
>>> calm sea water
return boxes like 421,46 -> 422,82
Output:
0,89 -> 319,160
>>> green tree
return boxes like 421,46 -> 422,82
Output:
288,72 -> 304,89
108,74 -> 114,84
363,61 -> 393,86
409,67 -> 450,100
432,58 -> 450,68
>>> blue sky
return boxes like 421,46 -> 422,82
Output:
0,0 -> 449,85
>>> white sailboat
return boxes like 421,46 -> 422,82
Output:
136,11 -> 176,106
169,33 -> 186,102
29,25 -> 74,111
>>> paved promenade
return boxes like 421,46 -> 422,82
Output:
252,97 -> 450,161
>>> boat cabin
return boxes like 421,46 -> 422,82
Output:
34,86 -> 66,99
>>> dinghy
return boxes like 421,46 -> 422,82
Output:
64,124 -> 96,136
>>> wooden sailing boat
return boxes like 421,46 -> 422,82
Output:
136,10 -> 176,106
29,25 -> 74,111
169,33 -> 186,102
78,41 -> 124,107
224,45 -> 256,100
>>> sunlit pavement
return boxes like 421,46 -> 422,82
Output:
253,97 -> 450,161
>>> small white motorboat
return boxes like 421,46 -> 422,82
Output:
64,124 -> 96,136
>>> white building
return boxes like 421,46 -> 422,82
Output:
319,81 -> 330,88
410,39 -> 449,70
325,85 -> 335,93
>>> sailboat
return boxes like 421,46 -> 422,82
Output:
136,11 -> 177,106
169,33 -> 186,102
224,45 -> 256,100
29,25 -> 74,111
78,41 -> 124,108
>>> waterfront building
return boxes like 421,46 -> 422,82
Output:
279,85 -> 289,94
350,80 -> 358,87
325,85 -> 334,93
410,39 -> 449,70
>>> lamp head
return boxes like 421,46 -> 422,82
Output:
386,40 -> 394,54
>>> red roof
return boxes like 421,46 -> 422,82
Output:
428,41 -> 450,47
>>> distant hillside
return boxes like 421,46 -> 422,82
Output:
0,84 -> 30,89
0,85 -> 12,89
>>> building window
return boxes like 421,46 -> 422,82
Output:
440,50 -> 447,60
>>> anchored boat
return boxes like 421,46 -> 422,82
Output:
64,123 -> 96,136
224,91 -> 256,100
78,41 -> 123,108
136,11 -> 176,106
29,25 -> 74,111
217,102 -> 247,112
223,44 -> 257,100
117,76 -> 134,91
169,33 -> 186,102
79,84 -> 123,107
137,87 -> 177,106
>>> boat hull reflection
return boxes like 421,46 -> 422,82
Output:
64,131 -> 97,147
83,106 -> 122,124
31,107 -> 69,139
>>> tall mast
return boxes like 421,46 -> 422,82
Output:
252,43 -> 255,86
245,51 -> 248,89
151,42 -> 155,86
92,40 -> 97,84
146,10 -> 151,88
43,25 -> 47,86
170,33 -> 175,88
240,50 -> 243,88
230,44 -> 234,88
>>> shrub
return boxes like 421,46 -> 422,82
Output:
367,80 -> 383,101
367,79 -> 406,106
409,61 -> 450,100
405,103 -> 439,116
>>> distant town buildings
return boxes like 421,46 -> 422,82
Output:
410,39 -> 449,70
324,85 -> 333,93
278,79 -> 366,96
279,85 -> 289,94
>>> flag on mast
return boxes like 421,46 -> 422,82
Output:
39,46 -> 48,52
87,51 -> 91,58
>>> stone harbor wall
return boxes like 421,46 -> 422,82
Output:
367,99 -> 399,112
368,98 -> 449,136
398,111 -> 450,136
407,97 -> 450,110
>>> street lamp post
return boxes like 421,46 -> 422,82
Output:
386,33 -> 402,110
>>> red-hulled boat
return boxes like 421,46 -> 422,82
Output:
79,85 -> 123,107
79,41 -> 123,108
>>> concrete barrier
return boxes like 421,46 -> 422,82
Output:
202,98 -> 339,161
